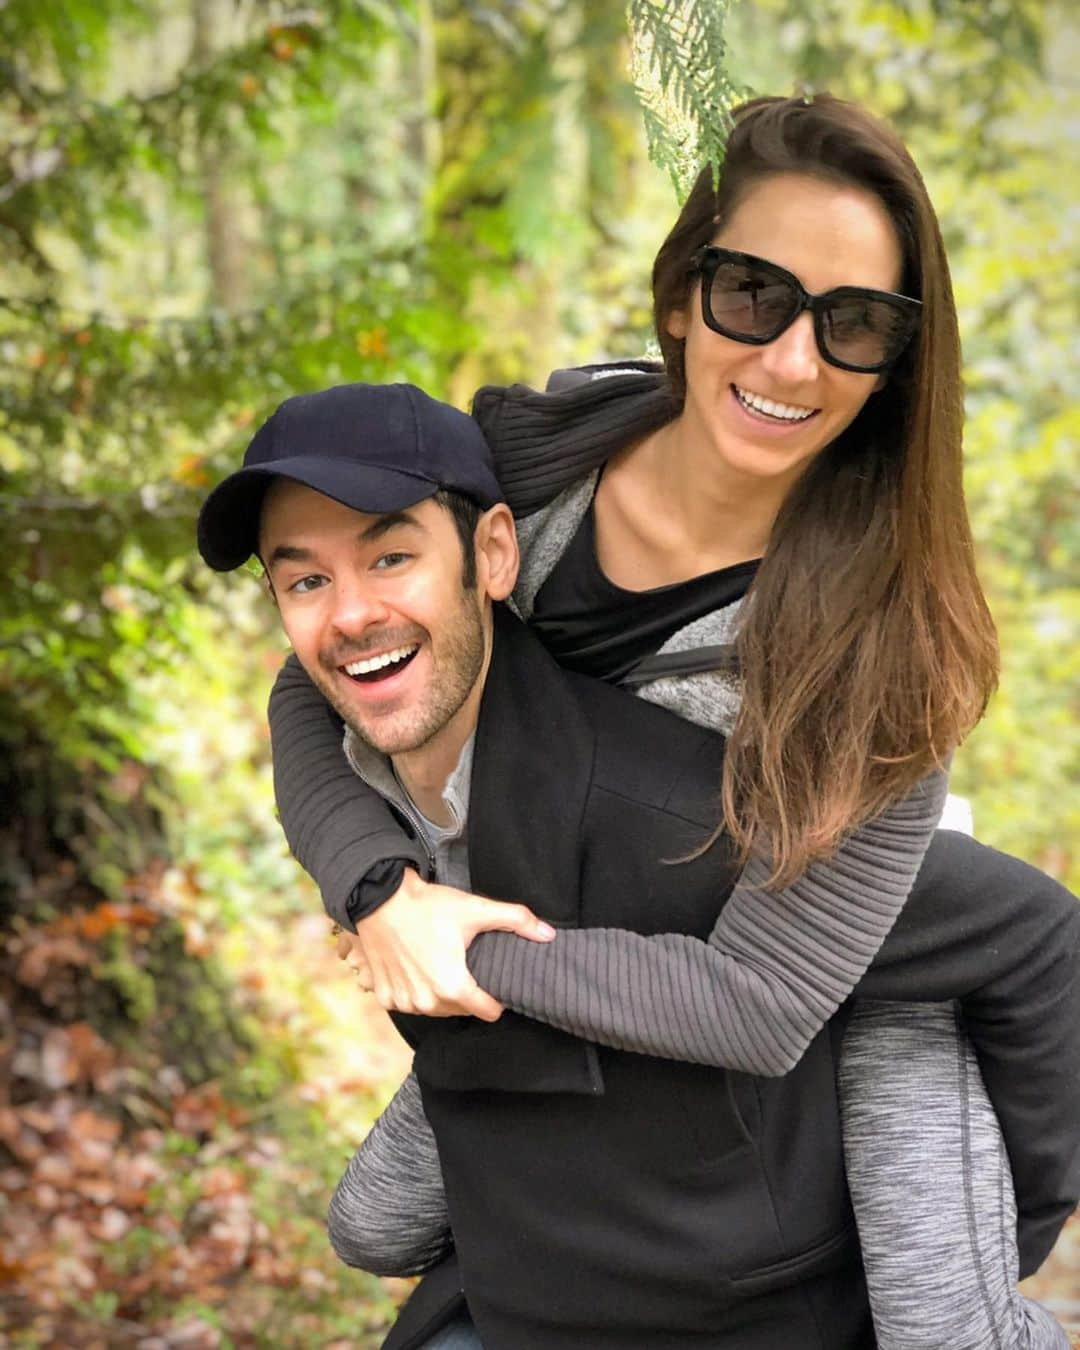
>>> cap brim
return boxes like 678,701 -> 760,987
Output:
196,458 -> 439,571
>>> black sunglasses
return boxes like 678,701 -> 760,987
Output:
690,247 -> 922,374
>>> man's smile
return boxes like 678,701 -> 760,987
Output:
341,644 -> 420,683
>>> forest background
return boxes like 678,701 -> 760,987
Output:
1,0 -> 1077,1345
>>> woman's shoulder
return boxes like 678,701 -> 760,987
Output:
512,474 -> 598,619
471,362 -> 677,518
541,360 -> 663,393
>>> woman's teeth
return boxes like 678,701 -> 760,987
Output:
343,645 -> 418,677
734,385 -> 816,422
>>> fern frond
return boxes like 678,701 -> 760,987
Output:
626,0 -> 748,198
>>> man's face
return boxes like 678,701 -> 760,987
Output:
260,481 -> 488,758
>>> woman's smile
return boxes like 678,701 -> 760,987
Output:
730,382 -> 821,430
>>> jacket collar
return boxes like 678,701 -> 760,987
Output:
402,604 -> 604,1096
467,603 -> 593,928
343,727 -> 474,847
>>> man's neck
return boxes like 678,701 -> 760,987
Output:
391,641 -> 492,828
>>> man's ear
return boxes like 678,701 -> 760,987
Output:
474,503 -> 519,601
257,561 -> 279,607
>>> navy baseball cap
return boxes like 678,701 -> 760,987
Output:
197,382 -> 504,571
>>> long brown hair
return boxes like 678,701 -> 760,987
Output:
652,94 -> 998,885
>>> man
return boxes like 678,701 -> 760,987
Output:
196,383 -> 1077,1350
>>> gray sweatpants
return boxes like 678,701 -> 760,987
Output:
839,1001 -> 1069,1350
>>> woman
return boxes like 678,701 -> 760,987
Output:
269,95 -> 1072,1346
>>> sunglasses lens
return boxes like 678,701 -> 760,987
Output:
698,250 -> 918,371
705,260 -> 797,340
821,297 -> 912,370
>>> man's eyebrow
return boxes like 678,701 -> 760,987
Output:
358,510 -> 427,543
266,543 -> 315,569
265,510 -> 427,569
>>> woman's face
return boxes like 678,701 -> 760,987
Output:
666,172 -> 905,491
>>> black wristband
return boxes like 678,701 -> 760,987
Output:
345,857 -> 412,927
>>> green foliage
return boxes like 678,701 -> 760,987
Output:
627,0 -> 746,193
82,1290 -> 120,1323
1,0 -> 458,902
101,1223 -> 172,1278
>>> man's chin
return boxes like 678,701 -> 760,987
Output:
342,713 -> 433,760
312,678 -> 400,751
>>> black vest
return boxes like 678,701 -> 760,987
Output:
392,609 -> 871,1350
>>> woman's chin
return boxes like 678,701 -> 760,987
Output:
709,432 -> 826,487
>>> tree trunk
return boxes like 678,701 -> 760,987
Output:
191,0 -> 247,311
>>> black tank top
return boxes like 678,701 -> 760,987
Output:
530,494 -> 759,684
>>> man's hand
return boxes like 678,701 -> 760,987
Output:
337,869 -> 556,1021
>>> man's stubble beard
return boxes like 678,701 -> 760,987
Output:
315,586 -> 487,759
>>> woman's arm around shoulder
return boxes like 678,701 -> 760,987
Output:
467,766 -> 949,1075
269,653 -> 427,928
272,655 -> 554,1018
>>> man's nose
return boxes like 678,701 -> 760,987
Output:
759,311 -> 820,385
330,576 -> 391,635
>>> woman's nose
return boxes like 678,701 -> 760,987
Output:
759,311 -> 820,385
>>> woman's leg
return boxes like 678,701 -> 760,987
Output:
839,1000 -> 1068,1350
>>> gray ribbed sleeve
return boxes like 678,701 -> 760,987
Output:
327,1071 -> 451,1277
467,766 -> 948,1075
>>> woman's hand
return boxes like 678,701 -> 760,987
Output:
336,868 -> 556,1021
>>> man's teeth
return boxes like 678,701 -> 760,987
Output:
343,645 -> 418,676
734,385 -> 816,422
